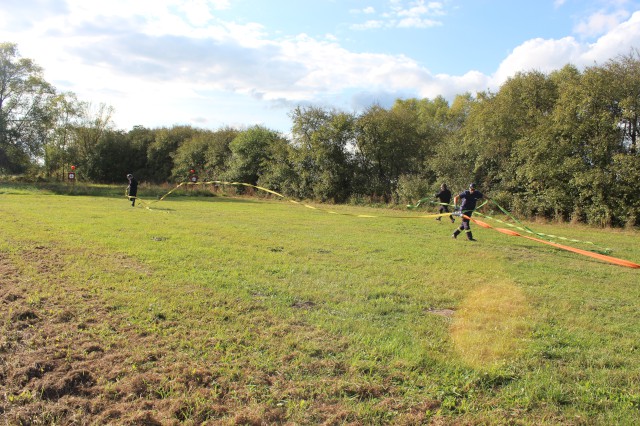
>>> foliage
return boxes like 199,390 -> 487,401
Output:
0,42 -> 57,173
145,126 -> 199,183
289,106 -> 356,202
223,125 -> 286,187
3,42 -> 640,228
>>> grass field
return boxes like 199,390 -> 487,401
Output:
1,183 -> 639,425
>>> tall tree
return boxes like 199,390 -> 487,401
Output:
43,92 -> 83,180
125,125 -> 157,178
170,128 -> 239,181
355,104 -> 427,202
289,106 -> 356,202
0,42 -> 56,173
224,125 -> 285,187
204,127 -> 239,178
429,93 -> 476,192
146,125 -> 198,183
601,50 -> 640,153
71,102 -> 115,180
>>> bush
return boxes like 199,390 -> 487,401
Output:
396,174 -> 432,205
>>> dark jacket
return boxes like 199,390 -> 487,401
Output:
435,188 -> 452,204
128,178 -> 138,197
458,190 -> 483,213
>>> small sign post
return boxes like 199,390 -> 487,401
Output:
68,165 -> 76,184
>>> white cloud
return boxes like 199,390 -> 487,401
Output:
493,11 -> 640,87
582,10 -> 640,62
349,6 -> 376,15
396,17 -> 441,28
492,37 -> 584,84
351,0 -> 446,30
574,9 -> 630,38
350,19 -> 385,30
3,0 -> 640,132
395,1 -> 445,18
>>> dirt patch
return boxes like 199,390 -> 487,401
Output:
426,308 -> 455,318
0,243 -> 442,424
0,249 -> 188,424
291,300 -> 317,309
0,247 -> 361,425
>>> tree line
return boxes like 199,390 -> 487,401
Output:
2,42 -> 639,227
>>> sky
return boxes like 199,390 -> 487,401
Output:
2,0 -> 640,134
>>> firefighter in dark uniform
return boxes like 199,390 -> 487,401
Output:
127,174 -> 138,207
452,183 -> 483,241
434,183 -> 455,223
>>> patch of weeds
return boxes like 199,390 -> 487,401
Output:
8,389 -> 36,404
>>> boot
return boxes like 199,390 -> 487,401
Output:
452,229 -> 461,239
467,231 -> 476,241
450,215 -> 455,223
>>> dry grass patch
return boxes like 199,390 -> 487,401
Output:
450,281 -> 532,370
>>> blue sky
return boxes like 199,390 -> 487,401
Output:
2,0 -> 640,133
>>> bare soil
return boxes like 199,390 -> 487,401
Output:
1,245 -> 442,425
0,247 -> 238,425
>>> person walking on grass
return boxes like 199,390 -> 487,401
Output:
126,174 -> 138,207
435,183 -> 455,223
452,183 -> 483,241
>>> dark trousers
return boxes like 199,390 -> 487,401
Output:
452,213 -> 474,240
460,216 -> 471,230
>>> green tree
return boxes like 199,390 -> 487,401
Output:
125,125 -> 157,179
565,63 -> 628,225
354,103 -> 428,203
0,42 -> 57,173
170,128 -> 239,182
204,127 -> 239,178
500,69 -> 577,218
289,106 -> 356,202
392,96 -> 453,201
473,71 -> 556,192
257,135 -> 297,196
43,92 -> 83,180
429,93 -> 476,192
71,102 -> 115,180
146,125 -> 198,183
84,129 -> 134,182
610,153 -> 640,226
224,126 -> 286,188
603,50 -> 640,153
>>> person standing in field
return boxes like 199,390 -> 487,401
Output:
126,174 -> 138,207
435,183 -> 455,223
452,183 -> 483,241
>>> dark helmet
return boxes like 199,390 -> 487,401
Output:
469,183 -> 476,190
127,174 -> 133,179
441,183 -> 447,190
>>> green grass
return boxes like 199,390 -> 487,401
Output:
1,182 -> 639,424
